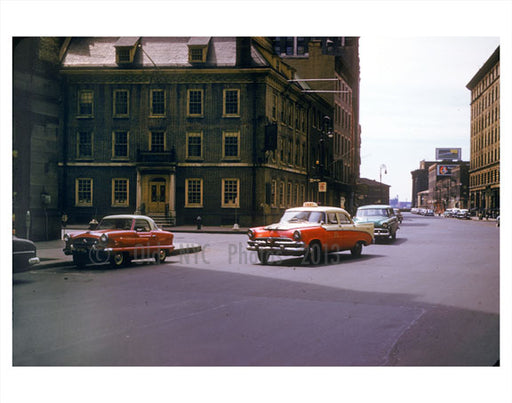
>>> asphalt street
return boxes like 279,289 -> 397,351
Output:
13,213 -> 499,366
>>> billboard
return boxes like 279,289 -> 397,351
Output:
436,148 -> 461,161
437,165 -> 457,176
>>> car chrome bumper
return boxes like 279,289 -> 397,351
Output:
247,239 -> 307,256
374,228 -> 391,237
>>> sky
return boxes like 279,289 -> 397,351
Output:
359,36 -> 500,202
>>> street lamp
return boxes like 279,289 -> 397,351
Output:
379,164 -> 387,203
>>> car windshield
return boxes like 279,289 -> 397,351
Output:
356,208 -> 389,217
280,210 -> 326,224
97,218 -> 133,230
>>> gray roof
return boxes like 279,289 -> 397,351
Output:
62,37 -> 269,69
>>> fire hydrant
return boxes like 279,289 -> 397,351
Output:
196,216 -> 202,230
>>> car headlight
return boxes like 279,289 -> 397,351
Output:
293,230 -> 302,241
247,229 -> 255,240
63,233 -> 70,242
99,233 -> 108,244
382,223 -> 388,229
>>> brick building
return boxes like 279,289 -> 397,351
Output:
58,37 -> 348,227
466,46 -> 500,214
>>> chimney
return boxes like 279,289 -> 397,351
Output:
236,37 -> 251,67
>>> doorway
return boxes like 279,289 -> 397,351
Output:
147,177 -> 167,213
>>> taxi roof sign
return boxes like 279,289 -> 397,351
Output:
303,202 -> 318,207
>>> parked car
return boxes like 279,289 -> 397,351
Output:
13,236 -> 40,272
455,209 -> 470,219
247,202 -> 374,264
394,208 -> 403,223
424,209 -> 434,216
63,215 -> 174,268
353,204 -> 399,240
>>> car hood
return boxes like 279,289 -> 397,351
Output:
263,222 -> 320,231
353,216 -> 389,225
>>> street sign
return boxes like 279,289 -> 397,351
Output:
319,182 -> 327,192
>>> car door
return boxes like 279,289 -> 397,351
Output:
323,211 -> 343,251
134,218 -> 153,259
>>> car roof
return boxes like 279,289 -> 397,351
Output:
357,204 -> 393,209
102,215 -> 154,221
285,206 -> 350,214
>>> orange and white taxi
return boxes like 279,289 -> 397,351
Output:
247,202 -> 374,264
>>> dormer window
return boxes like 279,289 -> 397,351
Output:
115,37 -> 140,65
188,37 -> 210,64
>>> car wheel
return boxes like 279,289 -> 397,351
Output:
73,254 -> 88,268
257,250 -> 269,264
350,241 -> 363,257
307,242 -> 322,265
154,249 -> 167,264
110,252 -> 126,267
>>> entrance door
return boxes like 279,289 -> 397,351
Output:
148,178 -> 167,213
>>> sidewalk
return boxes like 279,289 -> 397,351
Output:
32,225 -> 247,270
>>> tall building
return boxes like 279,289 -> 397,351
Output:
58,37 -> 338,227
13,38 -> 64,240
273,37 -> 361,212
466,46 -> 500,214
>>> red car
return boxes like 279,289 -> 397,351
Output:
63,215 -> 174,267
247,203 -> 374,264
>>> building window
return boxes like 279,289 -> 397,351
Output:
222,131 -> 240,159
77,131 -> 93,159
112,131 -> 129,159
287,182 -> 292,206
112,178 -> 129,207
223,89 -> 240,117
76,178 -> 93,206
150,89 -> 165,116
222,178 -> 239,208
279,181 -> 284,207
113,90 -> 129,117
185,178 -> 203,207
150,131 -> 165,152
78,90 -> 94,117
186,132 -> 203,159
187,89 -> 203,117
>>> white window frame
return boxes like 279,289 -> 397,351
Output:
150,89 -> 166,117
76,130 -> 93,160
186,131 -> 203,160
112,178 -> 129,207
112,130 -> 129,159
185,178 -> 203,208
77,89 -> 94,117
75,178 -> 93,207
223,89 -> 240,117
113,89 -> 129,117
221,178 -> 240,208
222,131 -> 240,160
187,89 -> 204,117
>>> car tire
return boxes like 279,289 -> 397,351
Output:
350,241 -> 363,257
257,250 -> 269,264
307,241 -> 322,265
110,252 -> 126,267
155,249 -> 167,264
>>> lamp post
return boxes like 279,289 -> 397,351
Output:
379,164 -> 387,203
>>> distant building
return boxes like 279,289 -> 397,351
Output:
410,160 -> 436,208
355,178 -> 390,206
466,46 -> 500,214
